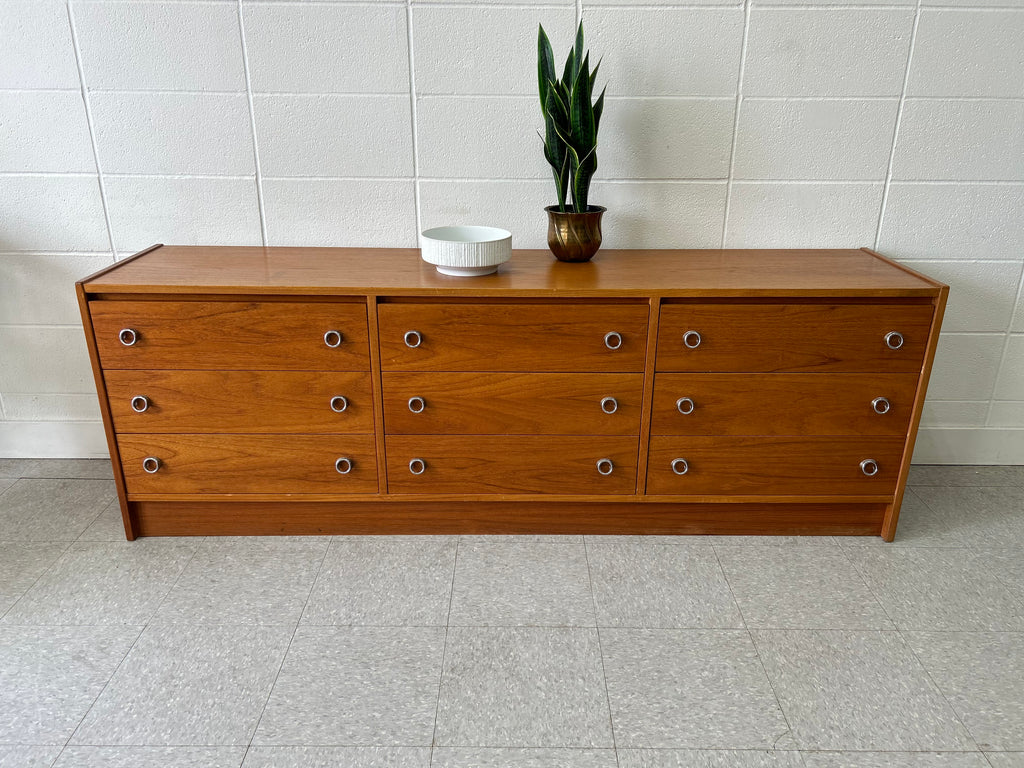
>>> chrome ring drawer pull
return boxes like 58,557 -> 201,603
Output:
404,330 -> 422,348
600,396 -> 618,414
409,458 -> 426,475
408,396 -> 426,413
671,458 -> 689,476
676,397 -> 695,415
330,395 -> 348,413
885,331 -> 904,350
119,328 -> 138,346
683,330 -> 701,349
142,457 -> 161,474
860,458 -> 879,477
335,457 -> 353,474
323,330 -> 343,348
130,395 -> 150,413
604,331 -> 622,350
872,397 -> 891,415
596,458 -> 614,475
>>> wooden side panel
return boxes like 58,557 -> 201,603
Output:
647,436 -> 905,495
385,435 -> 638,495
883,287 -> 949,540
105,371 -> 374,434
378,302 -> 649,372
91,301 -> 370,370
118,434 -> 378,494
382,372 -> 643,435
652,373 -> 918,436
77,286 -> 135,540
657,303 -> 934,372
132,499 -> 887,537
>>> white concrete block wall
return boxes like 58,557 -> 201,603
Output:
0,0 -> 1021,462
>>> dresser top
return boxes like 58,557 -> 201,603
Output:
80,246 -> 943,298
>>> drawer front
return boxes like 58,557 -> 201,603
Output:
106,371 -> 374,434
378,303 -> 649,372
386,435 -> 638,494
91,301 -> 370,370
657,303 -> 933,372
119,434 -> 378,494
652,373 -> 918,437
647,436 -> 904,495
383,372 -> 643,435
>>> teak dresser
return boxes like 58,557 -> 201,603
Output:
77,246 -> 947,541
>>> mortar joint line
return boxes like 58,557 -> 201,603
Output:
65,0 -> 116,259
873,0 -> 923,251
985,269 -> 1024,425
721,0 -> 753,248
237,0 -> 270,246
407,0 -> 424,239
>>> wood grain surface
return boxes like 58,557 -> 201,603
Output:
651,373 -> 919,436
105,370 -> 374,434
118,434 -> 378,494
378,302 -> 649,372
384,435 -> 639,495
91,300 -> 369,370
657,303 -> 934,372
381,372 -> 643,435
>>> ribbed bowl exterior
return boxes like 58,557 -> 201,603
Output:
546,206 -> 606,262
420,229 -> 511,268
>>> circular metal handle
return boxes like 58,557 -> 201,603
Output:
335,457 -> 353,474
404,330 -> 422,348
676,397 -> 695,415
408,396 -> 426,414
130,395 -> 150,413
596,458 -> 614,475
408,458 -> 426,475
330,395 -> 348,413
119,328 -> 138,346
323,330 -> 343,348
683,330 -> 702,349
600,396 -> 618,414
885,331 -> 904,350
860,458 -> 879,477
671,458 -> 689,476
872,397 -> 891,415
142,457 -> 161,474
604,332 -> 623,350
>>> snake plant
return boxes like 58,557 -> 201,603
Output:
538,22 -> 606,213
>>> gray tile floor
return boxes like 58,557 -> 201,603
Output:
0,460 -> 1022,768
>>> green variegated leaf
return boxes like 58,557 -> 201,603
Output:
573,23 -> 584,81
593,85 -> 606,133
538,25 -> 556,113
590,58 -> 602,91
569,54 -> 595,152
561,48 -> 575,91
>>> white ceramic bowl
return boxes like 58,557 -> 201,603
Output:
420,225 -> 512,277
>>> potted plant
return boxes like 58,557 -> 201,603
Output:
538,22 -> 606,262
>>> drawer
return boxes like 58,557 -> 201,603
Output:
119,434 -> 378,494
657,303 -> 933,372
386,435 -> 638,494
91,300 -> 369,370
106,371 -> 374,434
383,372 -> 643,435
646,436 -> 905,495
378,302 -> 649,372
651,373 -> 918,436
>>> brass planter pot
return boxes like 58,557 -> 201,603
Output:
545,205 -> 606,263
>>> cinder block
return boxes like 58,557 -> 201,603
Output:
0,177 -> 109,252
0,1 -> 79,89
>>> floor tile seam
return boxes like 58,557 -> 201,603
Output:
72,498 -> 118,544
710,541 -> 751,632
60,623 -> 147,755
294,537 -> 340,627
896,626 -> 986,753
744,620 -> 800,751
243,536 -> 334,757
581,536 -> 621,768
139,540 -> 205,627
0,540 -> 77,623
834,538 -> 901,630
429,537 -> 460,756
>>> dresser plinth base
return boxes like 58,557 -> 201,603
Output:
131,499 -> 887,538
